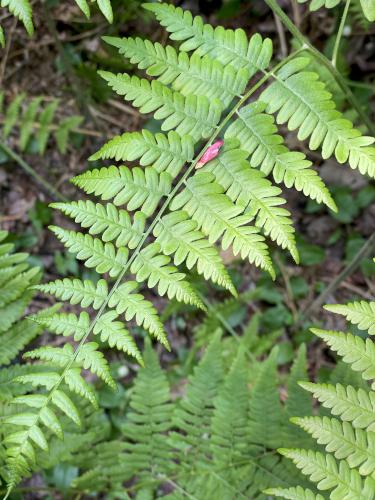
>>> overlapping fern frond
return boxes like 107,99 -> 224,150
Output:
0,230 -> 44,366
4,2 -> 375,494
70,336 -> 313,498
0,93 -> 83,154
267,290 -> 375,500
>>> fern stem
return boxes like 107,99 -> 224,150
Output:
264,0 -> 375,136
332,0 -> 351,68
5,49 -> 303,496
0,139 -> 67,202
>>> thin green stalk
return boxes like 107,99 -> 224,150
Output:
4,49 -> 301,497
0,140 -> 67,202
332,0 -> 351,68
264,0 -> 375,136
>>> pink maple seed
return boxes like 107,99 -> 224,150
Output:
195,140 -> 224,169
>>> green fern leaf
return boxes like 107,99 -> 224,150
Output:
225,101 -> 337,210
278,448 -> 374,498
248,348 -> 284,448
93,311 -> 143,364
311,328 -> 375,386
143,3 -> 273,73
264,486 -> 325,499
121,341 -> 173,481
99,70 -> 223,140
104,36 -> 250,107
90,130 -> 195,178
50,226 -> 128,278
299,382 -> 375,431
325,301 -> 375,335
96,0 -> 113,23
261,57 -> 375,178
36,100 -> 58,155
34,278 -> 108,310
171,334 -> 224,460
0,318 -> 44,365
51,201 -> 146,249
170,172 -> 275,275
108,281 -> 169,348
3,93 -> 25,138
292,416 -> 375,476
71,166 -> 172,216
19,97 -> 42,151
154,210 -> 235,293
31,311 -> 90,341
131,242 -> 204,308
1,0 -> 33,35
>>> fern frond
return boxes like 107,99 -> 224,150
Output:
0,94 -> 83,154
324,301 -> 375,335
154,211 -> 235,293
170,172 -> 275,275
51,201 -> 146,249
1,0 -> 33,35
0,318 -> 44,365
261,57 -> 375,178
292,416 -> 375,476
296,0 -> 341,10
99,71 -> 223,141
90,130 -> 194,178
311,328 -> 375,387
34,278 -> 108,310
299,382 -> 375,431
143,3 -> 273,73
200,152 -> 298,262
264,486 -> 324,499
104,36 -> 249,107
93,311 -> 143,363
171,334 -> 223,459
108,282 -> 168,348
210,351 -> 250,467
248,347 -> 284,448
225,101 -> 337,210
130,242 -> 204,308
50,226 -> 128,278
121,341 -> 173,481
71,166 -> 172,216
278,448 -> 375,498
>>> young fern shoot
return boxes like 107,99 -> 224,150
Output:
4,2 -> 375,494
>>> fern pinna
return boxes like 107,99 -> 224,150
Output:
3,2 -> 375,494
0,93 -> 83,155
267,289 -> 375,499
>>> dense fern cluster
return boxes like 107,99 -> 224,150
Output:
0,93 -> 83,155
3,2 -> 375,495
63,336 -> 314,498
268,290 -> 375,499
